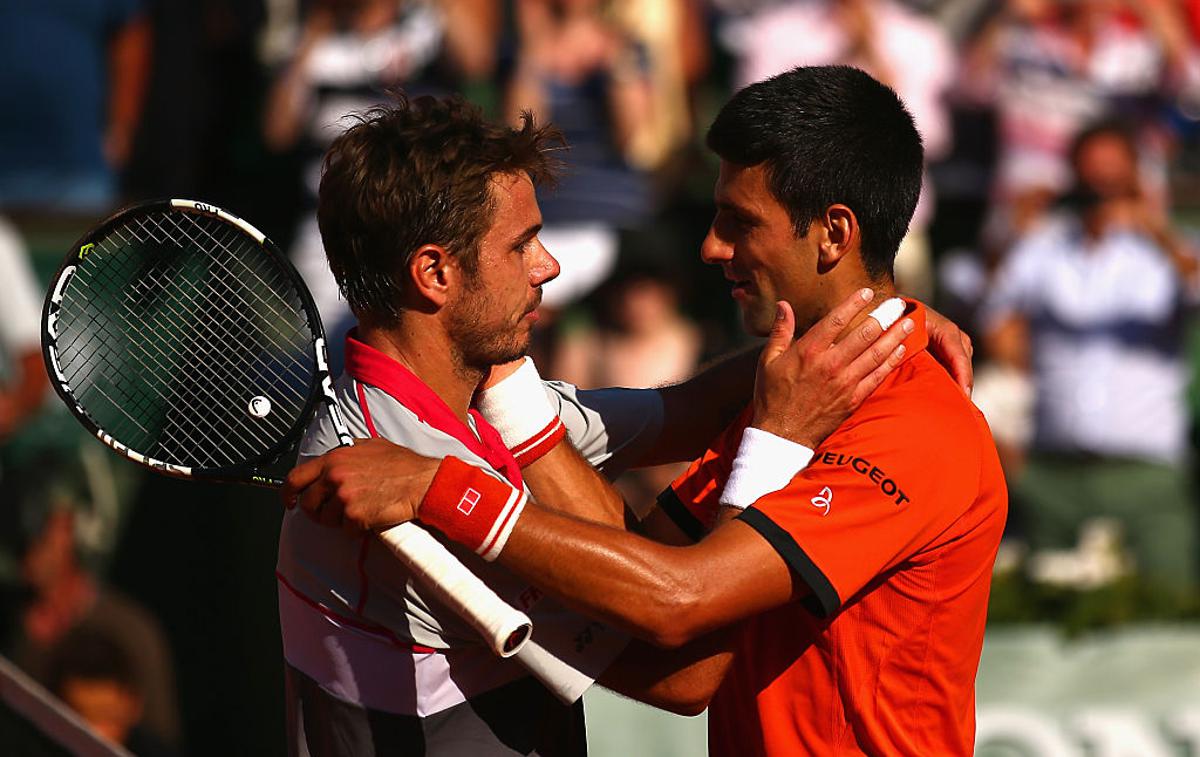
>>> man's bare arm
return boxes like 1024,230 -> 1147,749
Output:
599,629 -> 734,716
643,348 -> 759,466
521,440 -> 626,528
506,505 -> 801,646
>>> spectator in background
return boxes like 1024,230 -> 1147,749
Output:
983,120 -> 1198,597
0,0 -> 150,212
9,503 -> 181,750
0,219 -> 48,442
506,0 -> 665,311
717,0 -> 956,300
263,0 -> 498,352
552,263 -> 702,502
961,0 -> 1194,249
47,626 -> 179,756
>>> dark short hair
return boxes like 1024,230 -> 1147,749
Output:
706,65 -> 923,280
47,626 -> 139,695
1069,118 -> 1139,168
318,94 -> 564,324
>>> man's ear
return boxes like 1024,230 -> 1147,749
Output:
817,204 -> 859,269
407,244 -> 455,309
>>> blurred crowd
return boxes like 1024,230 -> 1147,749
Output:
6,0 -> 1200,752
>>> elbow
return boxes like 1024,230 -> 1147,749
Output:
644,672 -> 720,717
659,691 -> 714,717
637,583 -> 707,650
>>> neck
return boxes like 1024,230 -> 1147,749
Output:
803,278 -> 898,339
357,316 -> 481,424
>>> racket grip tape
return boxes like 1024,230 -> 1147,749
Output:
376,522 -> 533,657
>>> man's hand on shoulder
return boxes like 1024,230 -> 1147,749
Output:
925,306 -> 973,395
283,438 -> 439,532
752,290 -> 913,449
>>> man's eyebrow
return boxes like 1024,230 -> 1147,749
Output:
511,223 -> 542,246
715,199 -> 757,219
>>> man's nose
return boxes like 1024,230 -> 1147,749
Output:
530,240 -> 560,286
700,225 -> 732,266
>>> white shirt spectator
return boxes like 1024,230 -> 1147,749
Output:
984,216 -> 1192,464
0,216 -> 42,374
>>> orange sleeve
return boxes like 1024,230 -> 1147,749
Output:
655,407 -> 753,542
737,407 -> 981,616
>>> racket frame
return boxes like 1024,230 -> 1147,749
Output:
41,198 -> 351,486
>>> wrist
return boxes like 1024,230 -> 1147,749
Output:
719,427 -> 815,510
474,357 -> 565,467
420,457 -> 527,562
751,421 -> 818,450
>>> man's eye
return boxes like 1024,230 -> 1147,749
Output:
715,212 -> 747,235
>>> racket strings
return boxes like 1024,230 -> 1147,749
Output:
64,226 -> 299,459
161,213 -> 316,361
120,220 -> 309,421
53,209 -> 321,469
135,213 -> 315,385
59,236 -> 261,464
62,244 -> 288,468
94,223 -> 310,465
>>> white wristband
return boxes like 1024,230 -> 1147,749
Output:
474,357 -> 565,466
719,427 -> 815,510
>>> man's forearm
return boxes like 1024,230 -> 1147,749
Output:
429,498 -> 797,649
521,440 -> 626,527
643,347 -> 758,466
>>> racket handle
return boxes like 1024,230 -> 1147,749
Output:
377,522 -> 533,657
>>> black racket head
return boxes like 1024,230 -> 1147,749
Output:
42,199 -> 333,486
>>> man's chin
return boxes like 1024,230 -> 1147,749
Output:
739,305 -> 777,337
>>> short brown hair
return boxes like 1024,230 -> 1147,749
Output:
317,94 -> 564,324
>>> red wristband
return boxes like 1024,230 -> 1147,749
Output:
419,456 -> 527,562
510,417 -> 566,467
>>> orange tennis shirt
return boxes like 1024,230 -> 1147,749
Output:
659,300 -> 1007,756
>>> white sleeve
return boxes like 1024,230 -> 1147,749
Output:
541,381 -> 665,479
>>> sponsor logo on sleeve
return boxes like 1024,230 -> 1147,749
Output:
814,451 -> 911,506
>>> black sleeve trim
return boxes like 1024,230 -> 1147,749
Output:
737,507 -> 842,618
655,486 -> 706,544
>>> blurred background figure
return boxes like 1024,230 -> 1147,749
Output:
552,262 -> 702,502
507,0 -> 700,318
7,501 -> 181,753
0,219 -> 49,444
0,0 -> 151,213
983,120 -> 1199,598
263,0 -> 499,365
960,0 -> 1195,250
717,0 -> 957,300
46,625 -> 180,756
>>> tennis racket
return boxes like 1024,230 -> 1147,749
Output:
41,199 -> 532,657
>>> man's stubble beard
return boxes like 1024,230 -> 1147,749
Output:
446,282 -> 537,377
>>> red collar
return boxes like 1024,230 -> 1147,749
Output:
344,331 -> 522,488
